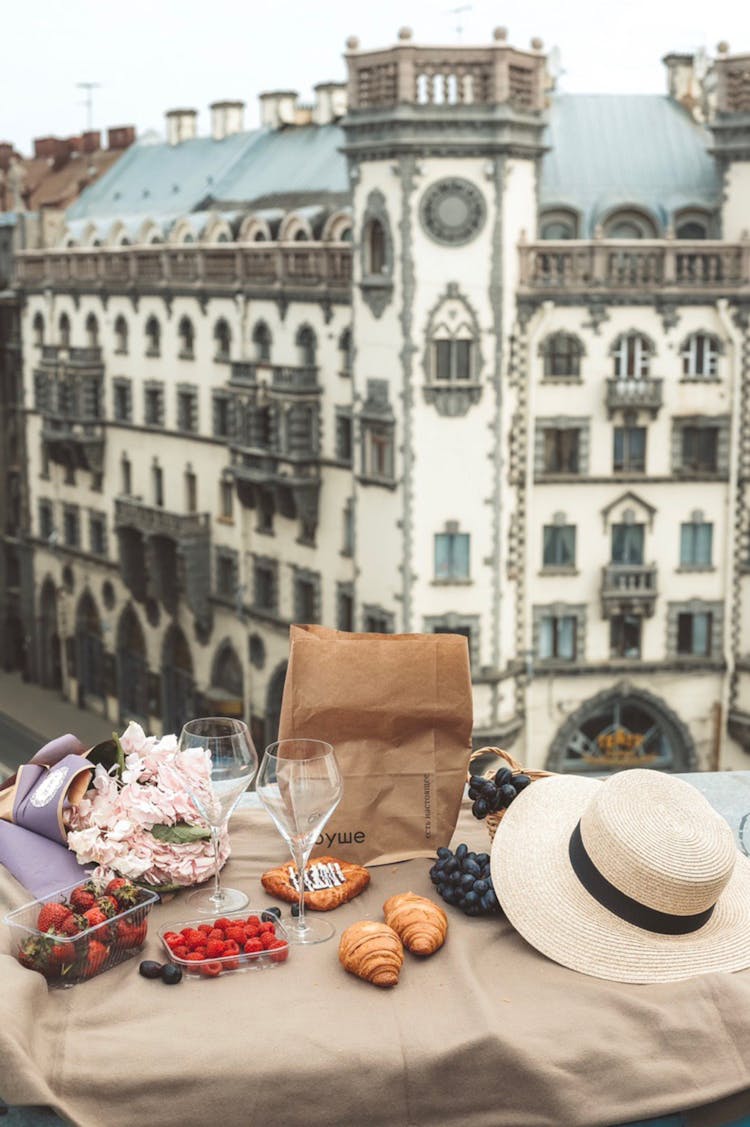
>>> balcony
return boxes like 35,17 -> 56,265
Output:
41,416 -> 105,474
230,448 -> 321,535
605,378 -> 663,417
114,498 -> 211,624
600,563 -> 658,619
518,238 -> 750,297
15,245 -> 352,299
229,363 -> 319,393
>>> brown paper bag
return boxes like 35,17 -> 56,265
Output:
278,624 -> 473,866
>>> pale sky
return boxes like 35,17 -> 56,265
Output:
1,0 -> 747,152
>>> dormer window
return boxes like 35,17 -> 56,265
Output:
603,209 -> 658,239
539,208 -> 579,240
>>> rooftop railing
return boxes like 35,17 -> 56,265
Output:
15,245 -> 353,294
518,238 -> 750,294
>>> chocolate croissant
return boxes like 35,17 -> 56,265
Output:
382,892 -> 448,956
338,921 -> 404,987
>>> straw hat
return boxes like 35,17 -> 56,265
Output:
490,769 -> 750,983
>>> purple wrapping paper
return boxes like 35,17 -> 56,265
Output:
0,820 -> 91,899
12,754 -> 93,844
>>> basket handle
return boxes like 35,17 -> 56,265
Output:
468,746 -> 525,775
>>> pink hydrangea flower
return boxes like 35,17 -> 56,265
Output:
65,727 -> 231,889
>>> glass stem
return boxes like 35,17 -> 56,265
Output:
210,825 -> 223,905
292,843 -> 309,932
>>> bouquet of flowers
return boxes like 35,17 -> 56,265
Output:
65,722 -> 229,891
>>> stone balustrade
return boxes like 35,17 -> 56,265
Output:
518,239 -> 750,294
601,563 -> 658,619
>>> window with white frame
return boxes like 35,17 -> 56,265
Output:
538,613 -> 578,660
613,333 -> 652,379
434,527 -> 470,581
680,513 -> 713,567
680,333 -> 719,379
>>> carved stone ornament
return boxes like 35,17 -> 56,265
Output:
419,178 -> 486,246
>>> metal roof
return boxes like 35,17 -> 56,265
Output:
540,95 -> 721,235
64,97 -> 720,233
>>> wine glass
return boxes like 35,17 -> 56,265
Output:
256,739 -> 343,945
178,717 -> 258,914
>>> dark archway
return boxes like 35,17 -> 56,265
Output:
75,590 -> 105,705
38,578 -> 62,690
545,681 -> 697,775
162,623 -> 195,734
205,640 -> 244,719
117,604 -> 149,722
264,660 -> 288,747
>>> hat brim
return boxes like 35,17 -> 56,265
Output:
490,775 -> 750,983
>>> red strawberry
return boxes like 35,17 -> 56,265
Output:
83,939 -> 108,977
95,895 -> 119,919
49,937 -> 76,966
116,918 -> 147,948
83,906 -> 109,929
18,937 -> 52,974
36,902 -> 73,933
57,913 -> 85,936
105,878 -> 141,907
69,886 -> 96,913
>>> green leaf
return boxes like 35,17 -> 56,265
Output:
111,731 -> 126,779
149,822 -> 212,844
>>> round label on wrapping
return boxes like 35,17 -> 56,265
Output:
29,766 -> 69,809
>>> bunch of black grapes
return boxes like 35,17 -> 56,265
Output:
468,767 -> 531,820
429,844 -> 500,916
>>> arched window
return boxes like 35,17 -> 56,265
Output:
542,332 -> 584,378
211,642 -> 244,700
253,229 -> 267,242
675,209 -> 712,240
296,325 -> 317,368
293,228 -> 309,242
338,327 -> 352,375
59,313 -> 71,349
85,314 -> 99,349
114,315 -> 128,354
178,316 -> 195,359
364,219 -> 386,275
539,209 -> 579,240
252,321 -> 272,362
603,210 -> 659,239
681,332 -> 720,379
214,318 -> 231,361
612,333 -> 653,379
32,312 -> 44,347
145,316 -> 161,357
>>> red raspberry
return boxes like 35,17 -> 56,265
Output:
199,961 -> 222,977
205,939 -> 226,958
244,923 -> 260,939
173,945 -> 189,959
163,932 -> 182,948
245,915 -> 261,928
260,931 -> 276,950
225,927 -> 245,944
180,927 -> 195,938
214,917 -> 234,930
243,938 -> 263,954
258,921 -> 275,935
197,923 -> 212,934
223,956 -> 240,970
269,939 -> 289,963
223,939 -> 240,955
208,928 -> 225,941
184,952 -> 205,962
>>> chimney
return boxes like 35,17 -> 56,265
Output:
165,108 -> 198,145
259,91 -> 298,129
663,53 -> 703,119
33,136 -> 58,160
210,100 -> 245,140
81,130 -> 101,153
108,125 -> 136,150
312,82 -> 348,125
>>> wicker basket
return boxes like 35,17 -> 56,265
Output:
468,746 -> 554,843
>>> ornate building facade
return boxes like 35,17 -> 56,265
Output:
7,32 -> 750,772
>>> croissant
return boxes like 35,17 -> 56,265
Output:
338,921 -> 404,987
382,892 -> 448,956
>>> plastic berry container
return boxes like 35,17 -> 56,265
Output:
3,877 -> 159,988
158,909 -> 290,978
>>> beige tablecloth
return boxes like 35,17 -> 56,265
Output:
2,803 -> 750,1127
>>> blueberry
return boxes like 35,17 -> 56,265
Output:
471,797 -> 489,819
160,963 -> 183,985
436,846 -> 452,859
513,774 -> 532,791
291,903 -> 301,917
139,960 -> 163,980
494,767 -> 513,787
262,907 -> 282,920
